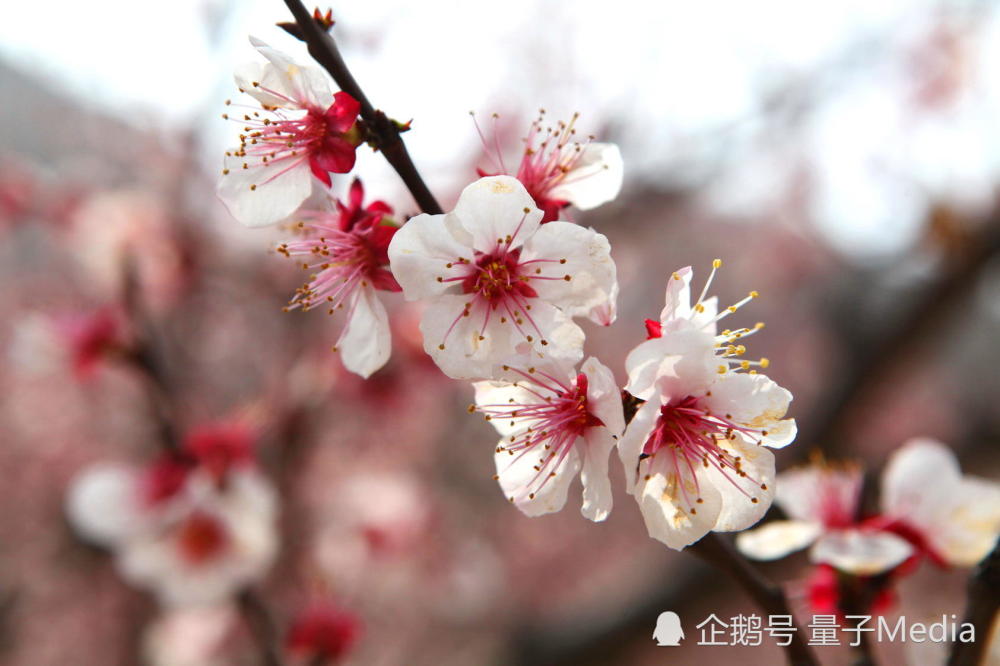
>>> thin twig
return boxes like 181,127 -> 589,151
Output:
948,538 -> 1000,666
281,0 -> 443,215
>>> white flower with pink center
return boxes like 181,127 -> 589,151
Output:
279,179 -> 399,378
736,462 -> 914,575
387,175 -> 617,379
473,357 -> 625,521
736,439 -> 1000,574
618,266 -> 796,550
478,111 -> 623,223
66,426 -> 278,606
218,37 -> 361,228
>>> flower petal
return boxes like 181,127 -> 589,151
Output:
709,438 -> 776,532
579,426 -> 616,522
637,458 -> 723,550
703,372 -> 793,444
520,221 -> 617,322
548,142 -> 624,210
66,463 -> 144,546
581,356 -> 626,437
217,153 -> 312,228
736,520 -> 823,561
810,529 -> 913,575
387,213 -> 469,301
338,285 -> 391,379
453,176 -> 542,252
624,327 -> 717,401
494,446 -> 580,517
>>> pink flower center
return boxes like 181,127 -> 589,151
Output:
176,511 -> 229,565
435,227 -> 570,350
641,395 -> 766,511
480,369 -> 602,501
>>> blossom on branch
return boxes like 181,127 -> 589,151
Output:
618,263 -> 797,550
738,439 -> 1000,576
66,424 -> 278,606
388,175 -> 617,379
477,111 -> 623,223
279,179 -> 399,378
218,37 -> 361,228
473,356 -> 625,521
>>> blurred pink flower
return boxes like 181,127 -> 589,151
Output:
286,601 -> 363,664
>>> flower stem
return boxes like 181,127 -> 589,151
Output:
281,0 -> 443,216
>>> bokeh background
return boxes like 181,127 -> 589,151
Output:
2,1 -> 1000,664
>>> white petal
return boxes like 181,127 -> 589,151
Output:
473,379 -> 544,438
338,285 -> 391,379
247,36 -> 331,108
66,463 -> 144,546
233,61 -> 296,109
810,529 -> 913,575
736,520 -> 823,561
703,372 -> 793,442
931,477 -> 1000,566
420,297 -> 583,380
581,356 -> 626,437
776,464 -> 862,525
217,154 -> 312,228
617,397 -> 660,494
624,327 -> 717,401
659,266 -> 693,324
579,426 -> 616,522
387,213 -> 469,301
520,221 -> 617,322
548,143 -> 624,210
637,457 -> 722,550
881,438 -> 962,521
494,446 -> 580,517
453,176 -> 542,252
710,439 -> 776,532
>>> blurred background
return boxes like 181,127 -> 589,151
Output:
2,0 -> 1000,664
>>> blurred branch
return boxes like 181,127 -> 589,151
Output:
689,534 -> 818,665
239,590 -> 286,666
948,538 -> 1000,666
281,0 -> 443,215
796,216 -> 1000,456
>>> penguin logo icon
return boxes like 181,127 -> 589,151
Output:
653,611 -> 684,646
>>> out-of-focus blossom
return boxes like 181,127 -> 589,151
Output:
318,472 -> 433,579
286,601 -> 363,665
478,112 -> 623,223
736,462 -> 913,575
473,356 -> 624,520
388,175 -> 617,379
143,604 -> 241,666
218,37 -> 361,228
279,179 -> 399,378
66,424 -> 278,607
68,190 -> 189,309
618,264 -> 796,550
7,307 -> 126,381
737,439 -> 1000,575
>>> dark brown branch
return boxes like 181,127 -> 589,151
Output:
281,0 -> 443,215
948,538 -> 1000,666
689,534 -> 819,666
239,590 -> 286,666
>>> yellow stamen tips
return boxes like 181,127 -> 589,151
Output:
492,474 -> 499,480
740,360 -> 750,370
467,404 -> 476,414
672,272 -> 681,281
694,303 -> 705,313
749,290 -> 759,298
331,346 -> 338,352
759,358 -> 770,369
713,258 -> 722,268
717,365 -> 727,374
755,322 -> 765,330
249,184 -> 257,191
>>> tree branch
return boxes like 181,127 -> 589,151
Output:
281,0 -> 443,215
948,538 -> 1000,666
